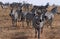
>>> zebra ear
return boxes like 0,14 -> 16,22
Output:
51,6 -> 57,14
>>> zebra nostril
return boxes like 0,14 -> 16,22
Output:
40,20 -> 42,22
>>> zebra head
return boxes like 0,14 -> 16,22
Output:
9,9 -> 16,17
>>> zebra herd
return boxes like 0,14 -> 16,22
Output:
9,3 -> 58,39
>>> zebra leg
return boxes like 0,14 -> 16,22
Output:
35,29 -> 37,38
29,21 -> 31,26
13,19 -> 17,27
12,19 -> 15,27
38,29 -> 40,39
47,21 -> 49,28
49,19 -> 53,29
11,19 -> 17,29
22,21 -> 24,28
12,19 -> 13,26
26,21 -> 29,27
15,19 -> 17,27
41,27 -> 44,34
40,22 -> 44,34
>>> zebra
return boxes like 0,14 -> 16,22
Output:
20,11 -> 28,27
9,6 -> 28,28
44,6 -> 58,29
25,8 -> 35,27
9,8 -> 18,27
32,10 -> 45,39
31,5 -> 58,39
9,7 -> 22,27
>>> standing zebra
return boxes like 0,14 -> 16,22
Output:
9,7 -> 22,27
44,6 -> 58,29
20,11 -> 28,27
32,10 -> 45,39
31,3 -> 49,39
9,8 -> 18,27
26,8 -> 35,27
